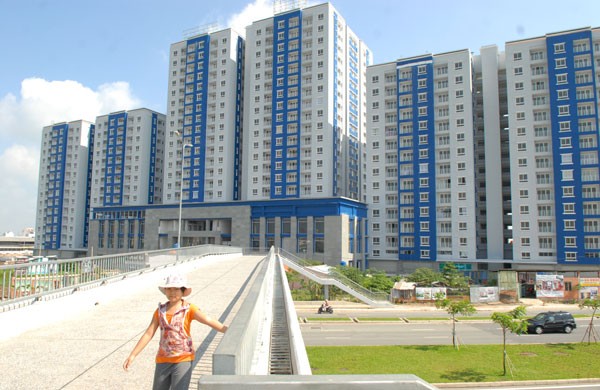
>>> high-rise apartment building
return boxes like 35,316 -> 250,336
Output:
163,28 -> 244,205
89,108 -> 165,209
34,2 -> 600,280
366,50 -> 482,273
35,120 -> 94,251
242,2 -> 370,201
505,27 -> 600,265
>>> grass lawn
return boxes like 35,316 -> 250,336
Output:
304,317 -> 354,322
403,316 -> 492,321
356,317 -> 404,322
307,343 -> 600,383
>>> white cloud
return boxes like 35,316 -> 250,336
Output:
227,0 -> 274,35
0,78 -> 141,234
0,145 -> 39,235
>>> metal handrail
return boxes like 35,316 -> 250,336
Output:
277,249 -> 390,303
0,244 -> 242,310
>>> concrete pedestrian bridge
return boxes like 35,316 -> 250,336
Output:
0,246 -> 435,389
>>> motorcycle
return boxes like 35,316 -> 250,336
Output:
318,305 -> 333,314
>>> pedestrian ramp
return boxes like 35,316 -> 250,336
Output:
278,249 -> 392,307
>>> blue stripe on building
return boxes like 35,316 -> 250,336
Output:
103,112 -> 127,206
185,35 -> 210,203
83,123 -> 95,247
234,36 -> 244,201
148,113 -> 158,204
45,123 -> 69,249
272,10 -> 302,199
396,56 -> 436,261
547,30 -> 599,264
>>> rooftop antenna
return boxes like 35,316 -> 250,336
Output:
183,22 -> 220,39
273,0 -> 306,15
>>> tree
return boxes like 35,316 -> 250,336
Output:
334,265 -> 364,285
579,298 -> 600,344
491,305 -> 528,376
434,293 -> 476,349
406,267 -> 441,285
440,262 -> 469,289
363,269 -> 394,292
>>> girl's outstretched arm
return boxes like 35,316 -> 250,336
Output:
193,309 -> 228,333
123,314 -> 159,371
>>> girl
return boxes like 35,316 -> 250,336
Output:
123,273 -> 227,389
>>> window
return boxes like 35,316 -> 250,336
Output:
513,52 -> 522,61
514,67 -> 523,75
515,82 -> 524,90
556,74 -> 568,84
455,76 -> 463,84
557,89 -> 569,100
554,42 -> 565,53
564,203 -> 575,214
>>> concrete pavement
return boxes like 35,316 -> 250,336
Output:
0,254 -> 265,390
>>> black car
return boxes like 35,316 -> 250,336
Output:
526,311 -> 576,334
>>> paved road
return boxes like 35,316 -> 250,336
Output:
295,305 -> 596,320
300,319 -> 597,346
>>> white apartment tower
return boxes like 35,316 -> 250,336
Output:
89,108 -> 165,209
366,50 -> 483,272
35,120 -> 94,250
242,3 -> 370,201
163,28 -> 244,204
505,27 -> 600,266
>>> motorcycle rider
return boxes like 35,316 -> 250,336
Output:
319,299 -> 332,313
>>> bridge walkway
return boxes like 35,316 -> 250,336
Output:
0,253 -> 264,390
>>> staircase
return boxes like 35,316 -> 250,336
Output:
277,249 -> 392,307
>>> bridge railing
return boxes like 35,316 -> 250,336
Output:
212,247 -> 274,375
0,245 -> 242,311
277,249 -> 390,303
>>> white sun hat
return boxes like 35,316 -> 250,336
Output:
158,273 -> 192,297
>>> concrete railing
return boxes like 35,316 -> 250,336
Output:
212,246 -> 313,376
205,248 -> 438,389
212,247 -> 274,374
199,375 -> 439,389
276,254 -> 312,375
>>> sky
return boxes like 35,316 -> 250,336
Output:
0,0 -> 599,235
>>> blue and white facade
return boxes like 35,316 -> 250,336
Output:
35,3 -> 600,276
506,27 -> 600,266
366,50 -> 479,273
90,109 -> 165,209
242,2 -> 370,202
163,28 -> 244,205
35,120 -> 94,250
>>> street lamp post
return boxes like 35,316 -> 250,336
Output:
176,135 -> 192,262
